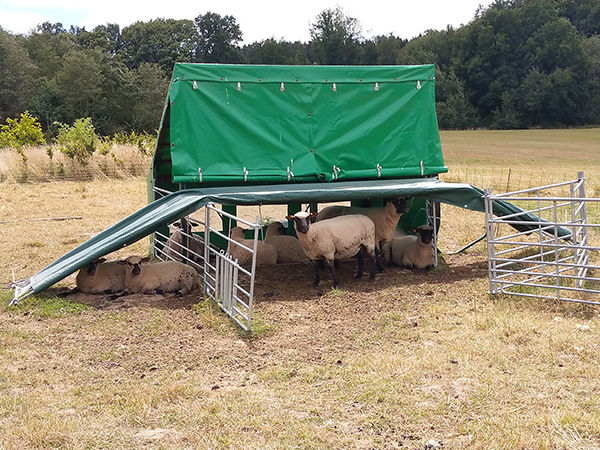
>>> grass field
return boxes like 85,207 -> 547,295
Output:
1,129 -> 600,450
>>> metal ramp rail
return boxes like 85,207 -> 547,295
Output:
485,171 -> 600,305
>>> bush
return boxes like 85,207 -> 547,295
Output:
111,130 -> 156,156
0,111 -> 46,162
54,118 -> 98,165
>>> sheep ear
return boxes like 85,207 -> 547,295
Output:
95,257 -> 107,264
141,257 -> 151,263
410,227 -> 417,233
117,260 -> 127,265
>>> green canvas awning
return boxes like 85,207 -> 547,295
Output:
156,64 -> 447,186
10,178 -> 570,305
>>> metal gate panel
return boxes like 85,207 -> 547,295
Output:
485,172 -> 600,305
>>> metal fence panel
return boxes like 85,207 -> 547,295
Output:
485,171 -> 600,305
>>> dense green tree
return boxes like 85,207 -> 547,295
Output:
243,38 -> 296,64
193,12 -> 244,63
309,7 -> 363,65
73,23 -> 122,55
129,63 -> 169,132
373,34 -> 407,65
120,19 -> 196,74
55,49 -> 104,121
0,29 -> 37,123
23,22 -> 78,80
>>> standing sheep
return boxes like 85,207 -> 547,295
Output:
163,219 -> 205,263
118,255 -> 199,295
227,227 -> 278,266
293,211 -> 378,288
264,222 -> 310,264
76,258 -> 126,294
381,225 -> 435,269
316,197 -> 411,247
316,197 -> 410,271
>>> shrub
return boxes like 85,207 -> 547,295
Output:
112,130 -> 156,156
54,118 -> 98,165
0,111 -> 46,162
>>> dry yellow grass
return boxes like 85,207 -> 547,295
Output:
1,129 -> 600,450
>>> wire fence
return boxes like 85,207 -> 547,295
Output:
441,167 -> 600,198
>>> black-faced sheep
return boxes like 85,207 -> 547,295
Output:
293,211 -> 377,288
264,222 -> 310,264
381,225 -> 435,269
227,227 -> 278,266
316,197 -> 411,248
164,219 -> 205,263
75,258 -> 126,294
118,255 -> 199,295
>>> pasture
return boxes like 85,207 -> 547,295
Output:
1,129 -> 600,450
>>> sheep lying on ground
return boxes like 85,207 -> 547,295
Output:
293,211 -> 377,288
227,227 -> 278,266
316,198 -> 410,271
264,222 -> 310,264
76,258 -> 126,294
381,225 -> 435,269
164,219 -> 205,263
118,255 -> 199,295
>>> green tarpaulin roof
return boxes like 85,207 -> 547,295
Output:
157,64 -> 447,185
10,178 -> 571,305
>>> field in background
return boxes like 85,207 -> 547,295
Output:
1,129 -> 600,450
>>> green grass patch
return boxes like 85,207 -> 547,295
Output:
3,291 -> 92,318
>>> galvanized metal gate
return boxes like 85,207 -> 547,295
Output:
152,186 -> 258,331
485,172 -> 600,305
202,204 -> 260,331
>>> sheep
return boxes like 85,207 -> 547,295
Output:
293,211 -> 378,288
227,226 -> 278,266
316,197 -> 411,248
75,258 -> 126,294
381,225 -> 435,269
118,255 -> 199,295
264,221 -> 310,264
163,219 -> 205,263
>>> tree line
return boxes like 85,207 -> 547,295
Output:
0,0 -> 598,138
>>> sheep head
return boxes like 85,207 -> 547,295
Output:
86,258 -> 107,275
390,197 -> 411,214
416,225 -> 434,244
119,255 -> 151,275
293,211 -> 310,234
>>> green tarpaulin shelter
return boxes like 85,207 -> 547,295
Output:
9,64 -> 571,306
153,63 -> 447,191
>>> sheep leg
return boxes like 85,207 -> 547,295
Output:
327,258 -> 340,289
355,247 -> 365,280
375,245 -> 385,273
369,253 -> 377,282
313,260 -> 322,287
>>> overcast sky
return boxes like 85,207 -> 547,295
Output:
0,0 -> 494,44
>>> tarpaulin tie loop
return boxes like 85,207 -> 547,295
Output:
198,168 -> 202,182
420,161 -> 424,176
237,82 -> 241,91
375,82 -> 379,92
243,167 -> 248,182
377,164 -> 382,177
332,83 -> 337,92
287,167 -> 294,181
193,80 -> 197,90
416,80 -> 421,90
280,82 -> 285,92
332,165 -> 341,180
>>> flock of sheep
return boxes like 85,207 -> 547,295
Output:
74,197 -> 436,296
